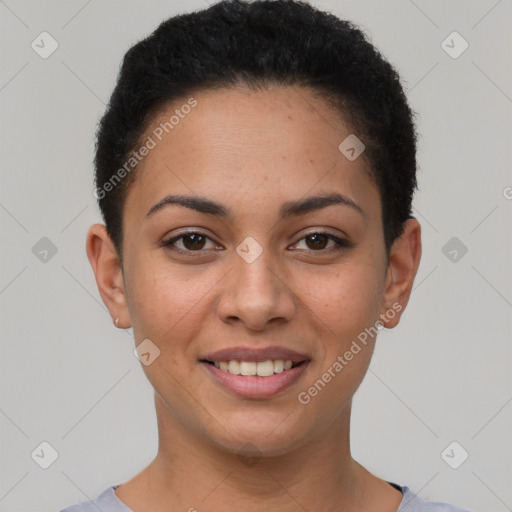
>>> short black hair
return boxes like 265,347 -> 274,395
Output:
94,0 -> 418,264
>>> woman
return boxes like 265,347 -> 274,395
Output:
61,0 -> 470,510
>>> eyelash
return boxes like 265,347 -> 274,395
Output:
162,230 -> 351,256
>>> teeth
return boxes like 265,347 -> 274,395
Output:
211,359 -> 297,376
240,361 -> 257,376
256,360 -> 274,377
228,360 -> 241,375
273,360 -> 284,373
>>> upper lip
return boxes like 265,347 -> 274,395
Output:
201,346 -> 310,363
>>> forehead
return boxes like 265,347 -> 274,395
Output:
123,84 -> 380,225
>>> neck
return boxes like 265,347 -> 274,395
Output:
115,393 -> 398,512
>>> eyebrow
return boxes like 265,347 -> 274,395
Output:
145,192 -> 366,220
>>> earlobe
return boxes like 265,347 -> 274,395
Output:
85,224 -> 132,328
379,218 -> 422,329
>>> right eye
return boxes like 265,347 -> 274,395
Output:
163,231 -> 221,255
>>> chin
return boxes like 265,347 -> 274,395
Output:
203,410 -> 309,458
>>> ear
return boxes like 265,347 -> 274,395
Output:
379,218 -> 422,329
85,223 -> 131,328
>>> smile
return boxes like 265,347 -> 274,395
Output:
199,347 -> 309,399
204,359 -> 299,376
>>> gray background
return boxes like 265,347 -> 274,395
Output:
1,1 -> 511,511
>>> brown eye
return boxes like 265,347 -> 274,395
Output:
164,232 -> 217,254
181,233 -> 207,250
305,233 -> 329,250
293,232 -> 350,252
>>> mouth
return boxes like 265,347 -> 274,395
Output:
199,346 -> 310,399
200,359 -> 305,376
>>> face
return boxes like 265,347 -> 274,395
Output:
88,84 -> 420,458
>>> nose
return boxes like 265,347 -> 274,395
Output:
217,248 -> 296,331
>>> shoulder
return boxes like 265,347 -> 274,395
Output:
398,485 -> 472,512
58,486 -> 132,512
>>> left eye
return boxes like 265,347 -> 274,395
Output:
292,232 -> 349,252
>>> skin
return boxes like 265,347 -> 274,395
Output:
86,84 -> 421,512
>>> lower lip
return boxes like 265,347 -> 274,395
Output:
200,361 -> 309,399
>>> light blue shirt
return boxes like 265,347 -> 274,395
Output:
59,482 -> 471,511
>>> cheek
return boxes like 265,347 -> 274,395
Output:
125,265 -> 215,411
294,265 -> 381,423
125,259 -> 216,347
296,261 -> 383,342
